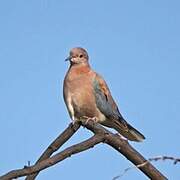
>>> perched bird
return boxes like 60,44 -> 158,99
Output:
63,47 -> 145,142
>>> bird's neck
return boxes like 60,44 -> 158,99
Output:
69,62 -> 91,75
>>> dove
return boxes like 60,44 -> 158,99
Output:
63,47 -> 145,142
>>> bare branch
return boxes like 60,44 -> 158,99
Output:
0,120 -> 168,180
25,122 -> 80,180
0,134 -> 104,180
148,156 -> 180,164
81,120 -> 168,180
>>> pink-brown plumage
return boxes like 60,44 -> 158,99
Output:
63,47 -> 145,142
63,60 -> 104,122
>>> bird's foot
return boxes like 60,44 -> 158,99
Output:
82,116 -> 97,125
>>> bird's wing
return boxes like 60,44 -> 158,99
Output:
92,73 -> 145,142
92,73 -> 124,121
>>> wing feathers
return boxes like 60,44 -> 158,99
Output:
93,73 -> 145,142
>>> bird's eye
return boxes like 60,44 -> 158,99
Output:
79,54 -> 83,58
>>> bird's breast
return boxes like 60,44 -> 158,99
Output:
64,74 -> 106,122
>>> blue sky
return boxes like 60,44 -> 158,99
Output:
0,0 -> 180,179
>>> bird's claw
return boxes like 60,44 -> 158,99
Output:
81,116 -> 97,125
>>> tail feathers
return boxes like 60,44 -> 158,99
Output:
114,120 -> 145,142
127,123 -> 145,142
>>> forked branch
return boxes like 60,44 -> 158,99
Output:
0,121 -> 168,180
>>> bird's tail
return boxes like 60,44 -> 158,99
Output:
113,119 -> 145,142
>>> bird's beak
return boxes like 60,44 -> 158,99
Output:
65,56 -> 71,61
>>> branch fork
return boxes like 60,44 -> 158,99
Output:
0,120 -> 168,180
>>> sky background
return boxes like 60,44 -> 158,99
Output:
0,0 -> 180,179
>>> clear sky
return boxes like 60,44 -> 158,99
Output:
0,0 -> 180,179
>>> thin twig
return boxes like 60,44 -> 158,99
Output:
149,156 -> 180,164
112,155 -> 180,180
112,161 -> 148,180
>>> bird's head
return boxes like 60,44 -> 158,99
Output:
65,47 -> 89,65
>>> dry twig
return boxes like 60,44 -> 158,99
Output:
149,156 -> 180,164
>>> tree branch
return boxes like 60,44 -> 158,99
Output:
25,122 -> 80,180
0,134 -> 104,180
0,120 -> 168,180
81,120 -> 168,180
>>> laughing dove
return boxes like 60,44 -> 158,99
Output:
63,47 -> 145,142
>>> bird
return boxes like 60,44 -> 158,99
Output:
63,47 -> 145,142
